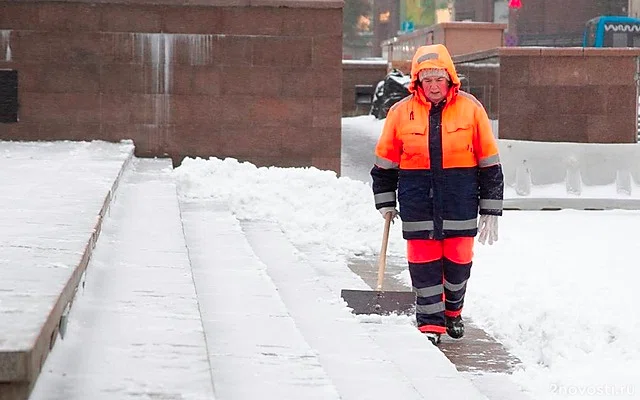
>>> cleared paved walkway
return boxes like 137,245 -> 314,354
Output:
242,220 -> 488,400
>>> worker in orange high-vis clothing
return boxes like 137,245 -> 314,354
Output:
371,44 -> 504,346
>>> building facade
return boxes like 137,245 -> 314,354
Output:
454,0 -> 628,46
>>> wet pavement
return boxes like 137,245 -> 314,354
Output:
347,255 -> 521,374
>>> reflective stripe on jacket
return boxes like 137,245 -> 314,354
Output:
371,44 -> 504,240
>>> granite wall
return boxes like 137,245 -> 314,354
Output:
454,47 -> 640,143
0,0 -> 343,172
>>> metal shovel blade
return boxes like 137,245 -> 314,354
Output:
341,289 -> 416,315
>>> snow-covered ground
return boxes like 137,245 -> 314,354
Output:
175,115 -> 640,399
16,115 -> 640,399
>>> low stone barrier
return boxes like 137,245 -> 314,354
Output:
500,139 -> 640,210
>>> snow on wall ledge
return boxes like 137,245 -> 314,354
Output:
499,139 -> 640,210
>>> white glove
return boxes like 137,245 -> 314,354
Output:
478,215 -> 498,245
378,207 -> 398,221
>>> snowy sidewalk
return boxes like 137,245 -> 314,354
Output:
242,220 -> 489,399
13,146 -> 487,400
0,141 -> 133,399
179,203 -> 488,399
180,202 -> 342,400
0,140 -> 526,400
30,158 -> 215,400
3,119 -> 639,399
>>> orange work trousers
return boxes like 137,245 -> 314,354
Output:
406,237 -> 474,334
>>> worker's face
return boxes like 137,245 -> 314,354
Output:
421,77 -> 450,104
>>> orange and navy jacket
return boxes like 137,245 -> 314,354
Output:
371,44 -> 504,240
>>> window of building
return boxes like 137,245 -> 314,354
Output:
0,70 -> 18,123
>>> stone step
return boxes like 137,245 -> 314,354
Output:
242,220 -> 488,400
179,202 -> 340,400
0,141 -> 134,400
29,158 -> 215,400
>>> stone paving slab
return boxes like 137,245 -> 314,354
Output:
0,140 -> 134,397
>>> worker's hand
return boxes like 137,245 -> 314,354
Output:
478,215 -> 498,245
378,207 -> 398,222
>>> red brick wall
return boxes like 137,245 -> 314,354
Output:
0,0 -> 343,173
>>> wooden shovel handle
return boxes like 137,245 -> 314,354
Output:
376,212 -> 392,291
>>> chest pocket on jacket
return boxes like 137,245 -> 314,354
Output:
398,126 -> 429,169
443,122 -> 476,168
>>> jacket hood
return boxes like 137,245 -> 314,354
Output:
409,44 -> 461,103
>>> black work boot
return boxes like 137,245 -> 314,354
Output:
445,315 -> 464,339
423,332 -> 441,346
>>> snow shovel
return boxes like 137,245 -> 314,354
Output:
341,212 -> 416,315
